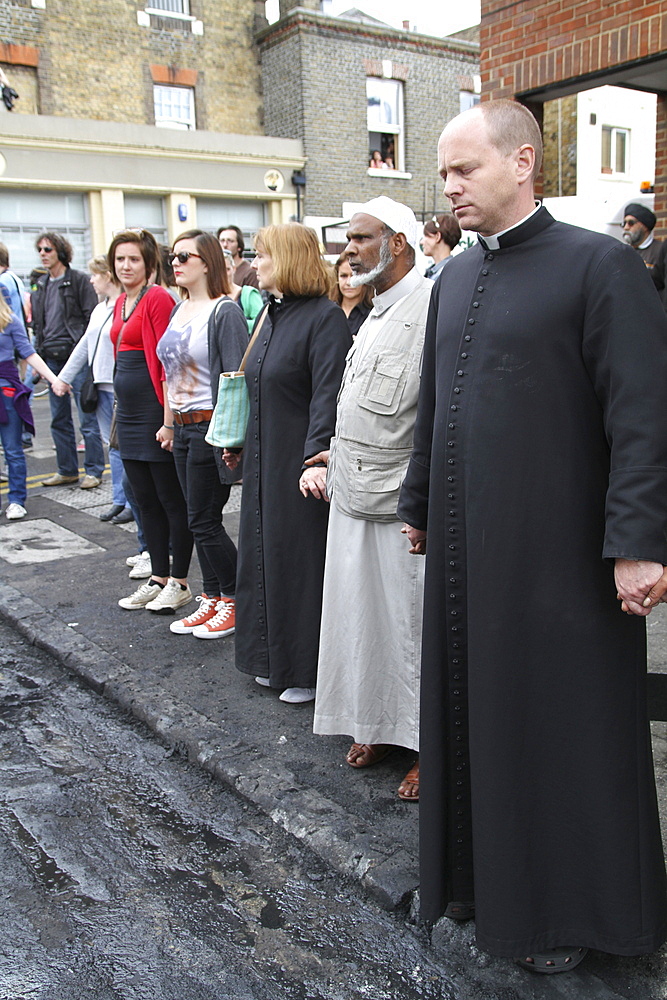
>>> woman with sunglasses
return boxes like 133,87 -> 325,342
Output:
224,223 -> 351,704
109,229 -> 194,614
156,231 -> 249,638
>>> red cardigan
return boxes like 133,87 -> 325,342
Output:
111,285 -> 174,406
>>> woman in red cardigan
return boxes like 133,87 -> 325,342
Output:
108,229 -> 193,614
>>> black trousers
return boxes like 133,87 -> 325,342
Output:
122,458 -> 193,579
172,421 -> 237,596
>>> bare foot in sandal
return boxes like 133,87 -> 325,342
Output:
398,758 -> 419,801
346,743 -> 392,768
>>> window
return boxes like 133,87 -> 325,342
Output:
601,126 -> 629,175
460,91 -> 480,113
123,195 -> 168,246
196,199 -> 267,240
0,190 -> 90,280
367,78 -> 404,172
153,85 -> 196,130
148,0 -> 189,11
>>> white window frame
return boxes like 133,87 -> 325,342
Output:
601,125 -> 630,176
153,84 -> 196,131
459,91 -> 480,113
147,0 -> 190,14
366,77 -> 407,176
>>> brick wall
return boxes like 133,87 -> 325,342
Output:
481,0 -> 667,229
259,13 -> 478,219
1,0 -> 263,134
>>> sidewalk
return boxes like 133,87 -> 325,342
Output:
2,473 -> 667,998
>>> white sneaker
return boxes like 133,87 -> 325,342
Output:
170,595 -> 220,634
5,503 -> 27,520
255,676 -> 271,687
126,552 -> 142,567
128,551 -> 152,579
279,687 -> 316,704
145,578 -> 192,615
118,580 -> 163,610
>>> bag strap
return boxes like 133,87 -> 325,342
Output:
238,303 -> 270,374
8,272 -> 28,330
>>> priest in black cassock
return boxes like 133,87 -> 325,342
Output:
398,100 -> 667,975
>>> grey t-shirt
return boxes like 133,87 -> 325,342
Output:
43,274 -> 65,341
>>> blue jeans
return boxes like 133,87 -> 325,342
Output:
0,384 -> 27,506
172,421 -> 236,596
96,389 -> 126,507
46,358 -> 105,478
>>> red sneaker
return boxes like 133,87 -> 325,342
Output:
170,594 -> 220,634
192,597 -> 235,638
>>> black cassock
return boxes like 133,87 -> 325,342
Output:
398,207 -> 667,957
235,295 -> 351,689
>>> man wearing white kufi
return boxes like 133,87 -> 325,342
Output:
303,195 -> 432,800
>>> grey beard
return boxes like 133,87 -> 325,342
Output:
349,236 -> 393,287
623,230 -> 643,247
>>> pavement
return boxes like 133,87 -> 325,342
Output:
4,393 -> 667,998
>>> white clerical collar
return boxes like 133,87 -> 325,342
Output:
371,267 -> 421,316
478,203 -> 541,250
639,233 -> 655,250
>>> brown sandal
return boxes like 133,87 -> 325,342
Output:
346,743 -> 392,768
398,759 -> 419,801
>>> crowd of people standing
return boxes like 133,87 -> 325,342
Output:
3,98 -> 667,980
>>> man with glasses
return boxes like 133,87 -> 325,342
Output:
32,231 -> 104,488
621,202 -> 667,307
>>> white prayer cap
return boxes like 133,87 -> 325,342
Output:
353,196 -> 421,252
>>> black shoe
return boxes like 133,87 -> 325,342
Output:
110,508 -> 135,525
99,504 -> 125,522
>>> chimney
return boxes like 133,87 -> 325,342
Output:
279,0 -> 321,17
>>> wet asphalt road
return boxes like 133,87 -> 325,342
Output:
0,621 -> 474,1000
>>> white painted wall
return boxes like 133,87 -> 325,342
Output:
546,85 -> 656,240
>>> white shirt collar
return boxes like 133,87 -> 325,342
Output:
478,203 -> 541,251
371,267 -> 422,316
639,233 -> 655,250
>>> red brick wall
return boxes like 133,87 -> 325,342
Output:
481,0 -> 667,230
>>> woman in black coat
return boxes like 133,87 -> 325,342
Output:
224,224 -> 351,704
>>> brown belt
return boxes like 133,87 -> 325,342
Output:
172,409 -> 213,426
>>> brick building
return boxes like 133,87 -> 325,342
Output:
0,0 -> 304,275
257,2 -> 479,239
480,0 -> 667,232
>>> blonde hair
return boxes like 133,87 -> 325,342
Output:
0,294 -> 12,330
255,223 -> 331,298
88,254 -> 118,283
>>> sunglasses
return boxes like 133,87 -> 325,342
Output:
37,246 -> 55,253
620,219 -> 640,227
168,251 -> 203,265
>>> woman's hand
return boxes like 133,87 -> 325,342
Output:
50,377 -> 71,397
299,466 -> 328,501
156,424 -> 174,452
223,448 -> 242,470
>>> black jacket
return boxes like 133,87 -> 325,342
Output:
32,266 -> 98,359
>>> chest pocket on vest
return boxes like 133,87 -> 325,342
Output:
359,357 -> 407,415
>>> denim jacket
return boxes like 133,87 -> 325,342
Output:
328,270 -> 432,522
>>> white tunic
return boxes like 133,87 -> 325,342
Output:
313,271 -> 429,750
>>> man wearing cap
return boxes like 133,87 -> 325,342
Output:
621,203 -> 667,306
307,196 -> 432,801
